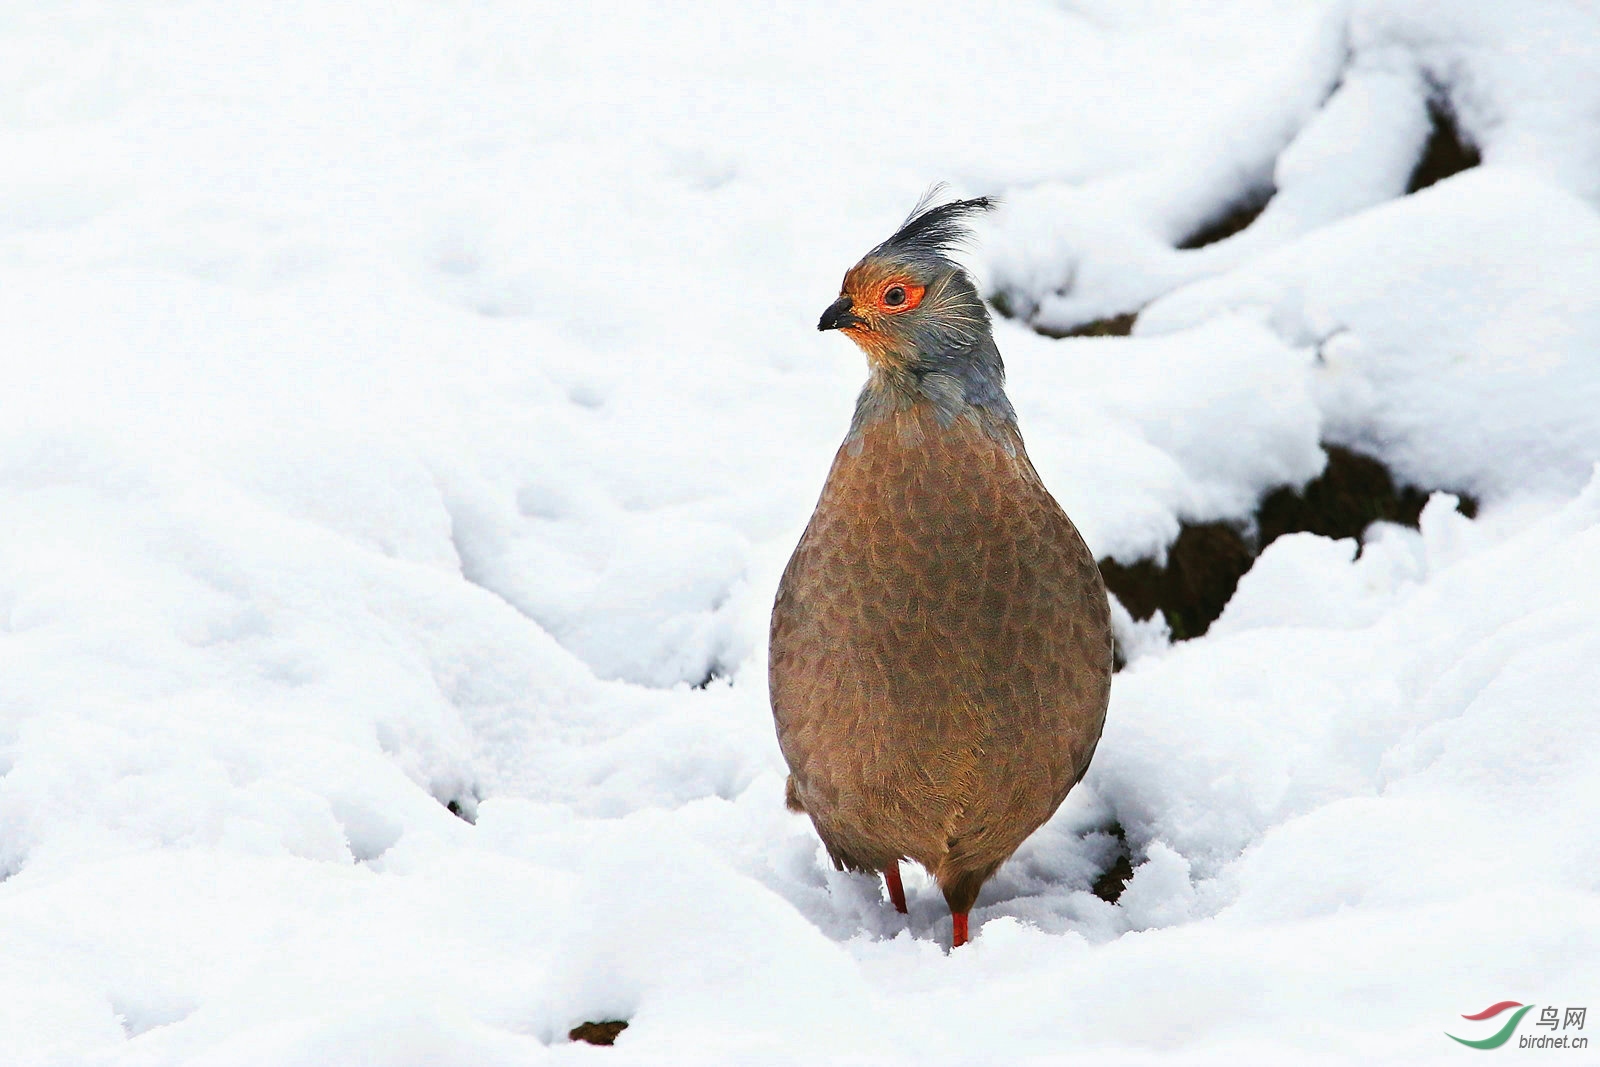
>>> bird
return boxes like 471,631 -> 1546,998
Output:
769,191 -> 1113,948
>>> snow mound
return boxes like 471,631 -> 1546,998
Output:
988,0 -> 1600,336
1140,167 -> 1600,501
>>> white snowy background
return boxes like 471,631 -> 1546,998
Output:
2,1 -> 1598,1063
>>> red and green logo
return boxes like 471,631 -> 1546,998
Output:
1448,1002 -> 1591,1050
1448,1002 -> 1535,1049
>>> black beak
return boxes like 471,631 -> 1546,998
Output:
818,295 -> 863,332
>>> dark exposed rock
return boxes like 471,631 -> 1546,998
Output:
570,1020 -> 629,1046
988,290 -> 1138,340
436,786 -> 482,825
1407,100 -> 1480,194
1257,445 -> 1475,543
987,289 -> 1024,321
1092,823 -> 1134,904
692,664 -> 727,689
1101,522 -> 1253,642
1037,311 -> 1139,340
1101,445 -> 1479,649
1176,185 -> 1274,250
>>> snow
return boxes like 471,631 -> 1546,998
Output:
988,0 -> 1600,335
2,0 -> 1598,1064
1002,314 -> 1327,562
1139,167 -> 1600,500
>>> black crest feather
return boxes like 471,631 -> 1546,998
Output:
876,186 -> 997,264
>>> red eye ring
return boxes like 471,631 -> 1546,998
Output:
877,280 -> 925,314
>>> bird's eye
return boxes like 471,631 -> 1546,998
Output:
876,280 -> 925,314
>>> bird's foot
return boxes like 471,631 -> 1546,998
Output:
884,863 -> 908,914
951,912 -> 969,948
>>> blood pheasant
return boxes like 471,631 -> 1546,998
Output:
769,193 -> 1113,948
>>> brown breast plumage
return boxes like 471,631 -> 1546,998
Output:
769,399 -> 1113,918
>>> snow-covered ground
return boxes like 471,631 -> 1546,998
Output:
2,1 -> 1598,1063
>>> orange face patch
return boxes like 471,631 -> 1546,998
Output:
833,263 -> 927,370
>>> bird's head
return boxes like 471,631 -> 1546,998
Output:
818,193 -> 997,375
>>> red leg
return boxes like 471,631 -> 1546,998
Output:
884,862 -> 908,914
951,911 -> 969,948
